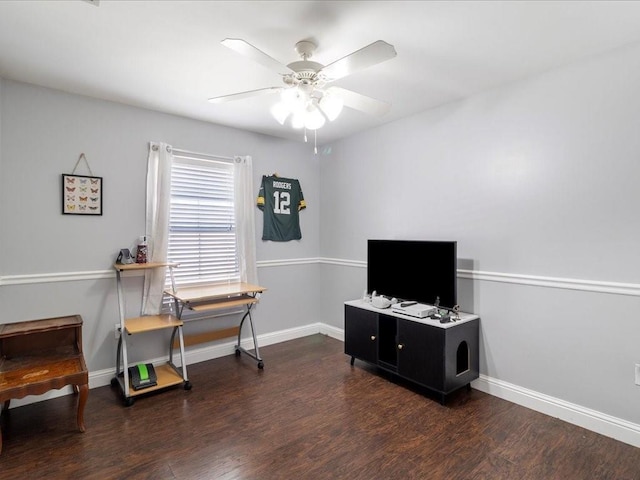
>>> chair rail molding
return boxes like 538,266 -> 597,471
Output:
0,270 -> 114,285
1,258 -> 639,297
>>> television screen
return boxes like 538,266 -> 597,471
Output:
367,240 -> 457,309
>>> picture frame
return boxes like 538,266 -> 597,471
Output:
62,173 -> 103,215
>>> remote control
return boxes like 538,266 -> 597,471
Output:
400,301 -> 417,307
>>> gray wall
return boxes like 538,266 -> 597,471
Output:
318,42 -> 640,425
0,79 -> 321,373
2,39 -> 640,441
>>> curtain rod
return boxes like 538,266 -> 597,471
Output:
172,147 -> 235,162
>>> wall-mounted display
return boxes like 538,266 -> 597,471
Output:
256,173 -> 306,241
62,174 -> 103,215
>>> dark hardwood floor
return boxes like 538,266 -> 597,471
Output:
1,334 -> 639,479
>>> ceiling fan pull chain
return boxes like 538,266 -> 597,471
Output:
304,127 -> 308,143
314,130 -> 318,155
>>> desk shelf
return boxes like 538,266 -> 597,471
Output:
124,314 -> 183,334
167,293 -> 258,312
112,263 -> 190,407
112,363 -> 185,398
164,282 -> 267,369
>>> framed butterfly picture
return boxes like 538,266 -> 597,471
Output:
62,174 -> 103,215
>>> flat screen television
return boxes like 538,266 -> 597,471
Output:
367,240 -> 457,309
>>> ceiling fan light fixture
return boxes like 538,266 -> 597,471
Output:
304,105 -> 326,130
280,87 -> 303,108
290,111 -> 305,129
270,102 -> 290,125
271,86 -> 328,130
318,92 -> 343,121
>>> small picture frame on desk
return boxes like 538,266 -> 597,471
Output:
62,174 -> 103,215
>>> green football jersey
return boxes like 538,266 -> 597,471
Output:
257,175 -> 306,241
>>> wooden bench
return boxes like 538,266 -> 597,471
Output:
0,315 -> 89,454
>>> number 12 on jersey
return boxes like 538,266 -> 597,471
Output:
273,191 -> 290,214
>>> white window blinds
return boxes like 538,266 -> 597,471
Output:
167,155 -> 240,287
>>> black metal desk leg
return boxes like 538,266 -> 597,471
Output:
235,304 -> 264,369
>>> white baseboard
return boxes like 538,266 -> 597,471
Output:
471,374 -> 640,448
6,323 -> 639,449
319,322 -> 344,341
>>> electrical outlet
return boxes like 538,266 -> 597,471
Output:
114,324 -> 121,339
636,364 -> 640,386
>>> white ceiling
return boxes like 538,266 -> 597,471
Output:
3,1 -> 640,144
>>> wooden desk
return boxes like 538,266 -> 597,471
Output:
165,283 -> 267,368
0,315 -> 89,454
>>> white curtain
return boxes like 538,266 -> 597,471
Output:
234,155 -> 259,285
142,142 -> 173,315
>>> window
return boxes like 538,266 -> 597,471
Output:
167,155 -> 239,288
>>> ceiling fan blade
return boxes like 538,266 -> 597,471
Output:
208,87 -> 282,104
327,87 -> 391,117
221,38 -> 294,75
320,40 -> 397,81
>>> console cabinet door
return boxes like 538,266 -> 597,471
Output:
344,305 -> 378,364
397,319 -> 444,390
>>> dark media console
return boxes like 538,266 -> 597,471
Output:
344,300 -> 479,404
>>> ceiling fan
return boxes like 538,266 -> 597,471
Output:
209,38 -> 397,131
